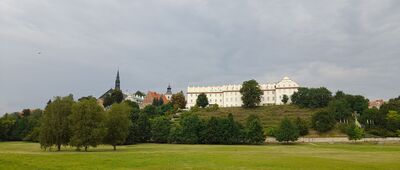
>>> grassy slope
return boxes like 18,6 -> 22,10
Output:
194,105 -> 323,128
1,142 -> 400,170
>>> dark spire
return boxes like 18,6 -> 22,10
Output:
115,69 -> 120,90
166,84 -> 172,94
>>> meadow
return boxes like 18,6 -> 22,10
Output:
1,142 -> 400,170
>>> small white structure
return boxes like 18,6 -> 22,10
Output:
186,77 -> 299,108
123,91 -> 145,104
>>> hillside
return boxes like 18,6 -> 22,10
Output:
193,105 -> 323,128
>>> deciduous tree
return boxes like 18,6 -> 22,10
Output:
69,98 -> 106,151
196,93 -> 209,108
240,80 -> 263,108
104,103 -> 132,150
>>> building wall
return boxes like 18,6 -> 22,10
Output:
186,77 -> 299,108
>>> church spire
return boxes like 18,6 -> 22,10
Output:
115,69 -> 120,90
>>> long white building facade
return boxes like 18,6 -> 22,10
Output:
186,77 -> 299,108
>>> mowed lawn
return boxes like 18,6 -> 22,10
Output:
1,142 -> 400,170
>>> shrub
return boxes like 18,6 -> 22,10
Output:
294,117 -> 309,136
265,127 -> 277,137
346,124 -> 365,141
275,118 -> 299,143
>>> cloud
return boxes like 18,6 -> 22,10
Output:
1,0 -> 400,114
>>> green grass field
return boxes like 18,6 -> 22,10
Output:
1,142 -> 400,170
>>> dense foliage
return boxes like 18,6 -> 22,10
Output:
275,117 -> 299,143
312,111 -> 336,133
196,93 -> 209,108
291,87 -> 332,108
240,80 -> 263,108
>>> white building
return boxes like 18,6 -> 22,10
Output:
186,77 -> 299,108
123,91 -> 145,104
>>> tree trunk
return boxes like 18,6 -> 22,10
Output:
57,145 -> 61,151
113,145 -> 116,151
85,146 -> 88,152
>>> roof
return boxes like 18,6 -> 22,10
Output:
142,91 -> 169,107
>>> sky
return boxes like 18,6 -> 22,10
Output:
1,0 -> 400,114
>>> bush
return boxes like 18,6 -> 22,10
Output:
275,118 -> 299,143
346,124 -> 365,141
265,127 -> 277,137
295,117 -> 309,136
312,111 -> 336,133
244,115 -> 265,144
206,104 -> 219,112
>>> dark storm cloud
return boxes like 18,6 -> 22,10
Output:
1,0 -> 400,114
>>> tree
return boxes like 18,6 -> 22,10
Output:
0,114 -> 16,141
328,99 -> 352,123
150,116 -> 171,143
291,87 -> 332,108
275,118 -> 299,143
24,109 -> 43,141
171,92 -> 187,109
142,105 -> 158,117
196,93 -> 209,108
240,80 -> 263,108
386,111 -> 400,132
346,124 -> 365,141
128,112 -> 151,143
244,115 -> 265,144
123,100 -> 140,110
103,89 -> 124,108
178,113 -> 204,144
104,103 -> 132,150
69,98 -> 106,151
360,108 -> 380,128
39,95 -> 74,151
282,95 -> 289,104
294,117 -> 309,136
312,111 -> 336,133
78,96 -> 96,102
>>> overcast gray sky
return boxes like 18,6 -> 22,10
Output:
1,0 -> 400,114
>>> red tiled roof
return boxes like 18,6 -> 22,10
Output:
142,91 -> 169,106
368,99 -> 385,108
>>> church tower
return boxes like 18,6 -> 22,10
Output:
165,84 -> 172,100
115,70 -> 120,90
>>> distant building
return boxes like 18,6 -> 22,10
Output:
186,77 -> 299,108
141,91 -> 169,108
368,99 -> 385,109
98,70 -> 144,105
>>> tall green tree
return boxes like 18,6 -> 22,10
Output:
291,87 -> 332,108
178,113 -> 204,144
150,116 -> 171,143
240,80 -> 263,108
312,111 -> 336,133
386,111 -> 400,132
244,115 -> 265,144
196,93 -> 209,108
128,112 -> 151,143
104,103 -> 132,150
39,95 -> 74,151
328,99 -> 352,122
171,92 -> 187,109
0,114 -> 16,141
103,89 -> 124,108
275,117 -> 299,143
69,99 -> 106,151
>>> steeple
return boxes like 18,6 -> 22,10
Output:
166,84 -> 172,94
115,69 -> 120,90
